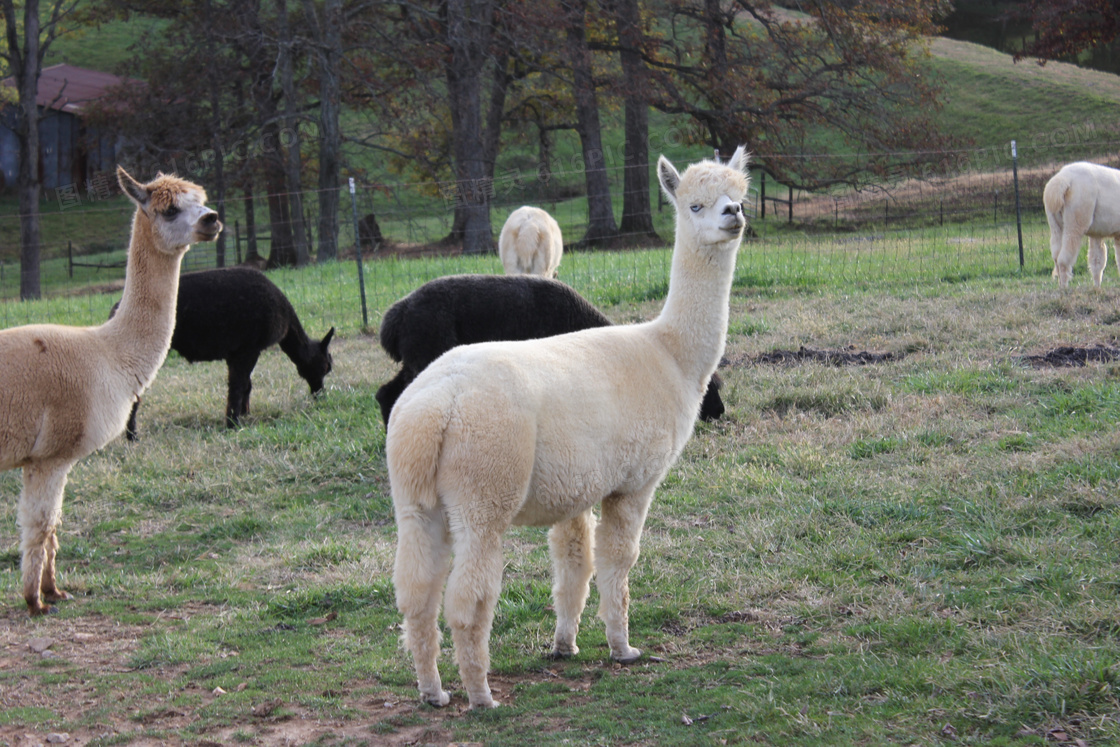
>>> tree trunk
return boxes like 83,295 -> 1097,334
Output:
278,0 -> 310,267
611,0 -> 658,240
563,0 -> 617,247
444,0 -> 496,255
304,0 -> 342,262
244,186 -> 263,265
10,0 -> 43,300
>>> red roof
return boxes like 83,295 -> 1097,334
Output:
3,63 -> 141,115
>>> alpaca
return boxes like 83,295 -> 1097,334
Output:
386,147 -> 749,708
498,206 -> 563,277
117,267 -> 335,436
1044,161 -> 1120,288
0,167 -> 220,616
374,274 -> 726,425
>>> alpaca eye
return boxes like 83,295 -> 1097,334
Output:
690,204 -> 702,213
163,206 -> 181,219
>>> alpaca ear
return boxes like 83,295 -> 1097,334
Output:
321,327 -> 335,348
658,155 -> 680,205
117,166 -> 150,207
726,146 -> 749,175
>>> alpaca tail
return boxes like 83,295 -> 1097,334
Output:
385,389 -> 452,513
379,300 -> 405,362
1043,171 -> 1071,229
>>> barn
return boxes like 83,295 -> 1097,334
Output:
0,63 -> 135,193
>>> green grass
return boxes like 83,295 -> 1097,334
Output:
3,252 -> 1120,745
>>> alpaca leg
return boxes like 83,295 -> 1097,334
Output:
225,353 -> 259,427
376,368 -> 416,426
18,464 -> 71,616
595,485 -> 657,664
1088,237 -> 1107,288
40,530 -> 70,603
125,399 -> 140,442
394,504 -> 453,707
1047,212 -> 1063,281
444,522 -> 507,708
1056,230 -> 1082,289
548,509 -> 596,658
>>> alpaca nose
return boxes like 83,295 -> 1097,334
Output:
723,202 -> 742,216
201,211 -> 219,227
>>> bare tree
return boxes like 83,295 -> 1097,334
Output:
1,0 -> 82,300
301,0 -> 343,261
561,0 -> 617,247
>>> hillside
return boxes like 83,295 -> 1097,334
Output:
927,37 -> 1120,162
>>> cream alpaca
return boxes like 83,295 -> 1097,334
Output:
498,206 -> 563,277
386,147 -> 749,709
1044,161 -> 1120,288
0,167 -> 220,616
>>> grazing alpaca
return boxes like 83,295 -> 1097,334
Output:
498,206 -> 563,277
374,274 -> 726,425
387,147 -> 749,708
1044,161 -> 1120,288
0,168 -> 220,616
118,267 -> 335,436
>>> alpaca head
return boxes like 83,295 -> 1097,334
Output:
297,327 -> 336,396
117,167 -> 223,252
658,147 -> 750,252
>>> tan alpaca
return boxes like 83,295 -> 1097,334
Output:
1044,161 -> 1120,288
0,167 -> 221,616
498,206 -> 563,277
386,147 -> 749,709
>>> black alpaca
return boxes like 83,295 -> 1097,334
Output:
375,274 -> 725,424
117,267 -> 335,437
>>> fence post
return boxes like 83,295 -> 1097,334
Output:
235,220 -> 242,265
67,241 -> 73,278
788,187 -> 793,224
349,177 -> 370,330
1012,140 -> 1024,270
760,172 -> 766,220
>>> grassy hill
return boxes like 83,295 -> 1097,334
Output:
926,37 -> 1120,163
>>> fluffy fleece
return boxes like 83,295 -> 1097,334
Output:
0,168 -> 220,615
374,273 -> 725,425
1044,161 -> 1120,288
121,266 -> 335,435
386,147 -> 749,708
498,206 -> 563,277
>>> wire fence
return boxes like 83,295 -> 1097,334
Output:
0,140 -> 1115,333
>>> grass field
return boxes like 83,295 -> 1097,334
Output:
2,243 -> 1119,745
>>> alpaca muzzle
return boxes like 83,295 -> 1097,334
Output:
196,211 -> 223,241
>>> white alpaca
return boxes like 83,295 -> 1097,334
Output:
498,206 -> 563,277
1044,161 -> 1120,288
0,167 -> 221,616
386,147 -> 749,709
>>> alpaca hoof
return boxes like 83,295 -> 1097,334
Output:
547,643 -> 578,660
27,604 -> 57,617
42,589 -> 70,603
422,690 -> 451,708
468,696 -> 500,709
611,647 -> 642,665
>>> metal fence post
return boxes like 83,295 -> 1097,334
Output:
1012,140 -> 1024,270
349,177 -> 370,330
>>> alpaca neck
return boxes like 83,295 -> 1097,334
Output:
653,233 -> 738,384
103,211 -> 188,385
278,310 -> 312,364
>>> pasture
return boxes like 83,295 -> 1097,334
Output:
1,249 -> 1119,745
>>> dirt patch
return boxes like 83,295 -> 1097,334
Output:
1019,345 -> 1120,367
729,345 -> 899,368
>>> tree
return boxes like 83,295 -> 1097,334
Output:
561,0 -> 618,246
1013,0 -> 1120,63
301,0 -> 343,262
0,0 -> 83,300
648,0 -> 958,189
605,0 -> 658,241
